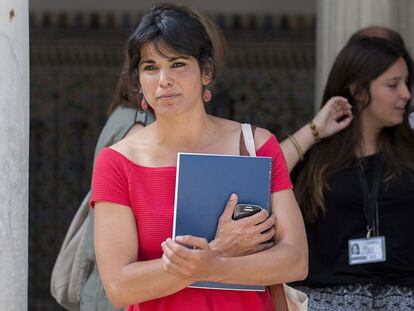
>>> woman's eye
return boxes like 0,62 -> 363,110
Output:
172,62 -> 185,68
387,84 -> 397,88
143,65 -> 156,71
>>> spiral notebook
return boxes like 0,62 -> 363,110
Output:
173,152 -> 272,291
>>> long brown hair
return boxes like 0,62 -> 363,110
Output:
296,37 -> 414,224
106,51 -> 139,115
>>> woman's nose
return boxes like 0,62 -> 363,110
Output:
159,69 -> 174,88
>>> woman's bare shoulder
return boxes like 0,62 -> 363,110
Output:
254,127 -> 273,149
210,116 -> 241,133
109,123 -> 154,160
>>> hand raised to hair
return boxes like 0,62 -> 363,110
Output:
161,236 -> 220,281
312,96 -> 353,139
209,194 -> 275,257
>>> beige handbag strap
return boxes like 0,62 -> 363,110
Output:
239,123 -> 256,156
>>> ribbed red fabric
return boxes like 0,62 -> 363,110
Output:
90,135 -> 292,311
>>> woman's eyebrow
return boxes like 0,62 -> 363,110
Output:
139,56 -> 189,66
167,56 -> 190,62
385,76 -> 407,82
139,59 -> 156,66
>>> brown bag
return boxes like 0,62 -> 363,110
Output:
270,284 -> 308,311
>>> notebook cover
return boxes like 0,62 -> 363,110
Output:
173,152 -> 272,291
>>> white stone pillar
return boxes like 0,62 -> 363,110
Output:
400,0 -> 414,55
315,0 -> 401,110
0,1 -> 29,310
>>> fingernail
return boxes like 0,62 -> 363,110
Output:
230,193 -> 236,200
175,236 -> 183,242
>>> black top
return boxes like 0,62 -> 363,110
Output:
294,154 -> 414,287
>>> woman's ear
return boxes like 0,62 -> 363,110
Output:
201,62 -> 213,86
349,84 -> 369,105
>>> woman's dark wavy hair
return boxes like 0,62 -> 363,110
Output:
125,3 -> 222,111
106,52 -> 136,115
296,37 -> 414,224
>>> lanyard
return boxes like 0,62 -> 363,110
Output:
357,155 -> 385,238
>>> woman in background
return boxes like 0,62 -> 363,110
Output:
293,36 -> 414,311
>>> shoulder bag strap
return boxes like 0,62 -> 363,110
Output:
240,123 -> 257,156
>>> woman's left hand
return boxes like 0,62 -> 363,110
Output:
313,96 -> 353,139
211,193 -> 275,257
161,235 -> 221,281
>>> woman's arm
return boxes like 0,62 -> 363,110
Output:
281,96 -> 352,172
94,202 -> 192,308
162,188 -> 307,285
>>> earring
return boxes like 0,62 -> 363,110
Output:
203,89 -> 212,103
141,97 -> 148,111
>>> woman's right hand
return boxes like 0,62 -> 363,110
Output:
209,194 -> 276,257
312,96 -> 353,139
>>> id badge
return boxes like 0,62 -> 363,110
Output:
348,236 -> 386,265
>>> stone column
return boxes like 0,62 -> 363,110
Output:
0,0 -> 30,310
315,0 -> 402,109
400,0 -> 414,55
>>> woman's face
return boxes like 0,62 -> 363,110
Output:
138,42 -> 211,117
362,57 -> 411,129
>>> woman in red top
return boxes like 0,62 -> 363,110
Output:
91,4 -> 308,310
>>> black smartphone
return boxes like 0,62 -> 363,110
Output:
232,204 -> 263,220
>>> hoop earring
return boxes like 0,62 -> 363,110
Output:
203,89 -> 212,103
141,97 -> 148,111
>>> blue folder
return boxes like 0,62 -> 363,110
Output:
173,153 -> 272,291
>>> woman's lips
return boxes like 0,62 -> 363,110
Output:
157,94 -> 179,100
